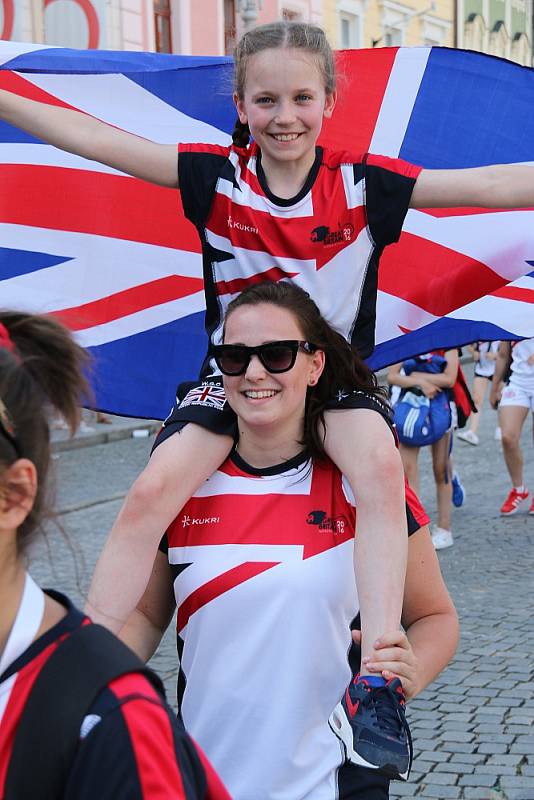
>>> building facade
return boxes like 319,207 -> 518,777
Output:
458,0 -> 532,64
322,0 -> 454,49
1,0 -> 530,62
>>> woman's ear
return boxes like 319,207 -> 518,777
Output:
308,349 -> 326,386
0,459 -> 37,532
234,92 -> 248,125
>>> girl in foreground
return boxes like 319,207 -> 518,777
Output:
0,312 -> 229,799
0,19 -> 530,774
121,282 -> 459,800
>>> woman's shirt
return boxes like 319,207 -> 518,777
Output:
178,142 -> 421,364
474,341 -> 500,378
0,584 -> 229,800
162,450 -> 427,800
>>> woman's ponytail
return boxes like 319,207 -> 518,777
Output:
0,311 -> 91,551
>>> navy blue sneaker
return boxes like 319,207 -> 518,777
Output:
329,676 -> 412,781
452,471 -> 465,507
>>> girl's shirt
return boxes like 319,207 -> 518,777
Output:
475,342 -> 500,378
162,450 -> 427,800
0,582 -> 229,800
178,142 -> 421,363
509,338 -> 534,388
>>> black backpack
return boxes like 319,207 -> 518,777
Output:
5,623 -> 166,800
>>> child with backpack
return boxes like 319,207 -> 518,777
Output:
0,312 -> 229,799
389,350 -> 460,550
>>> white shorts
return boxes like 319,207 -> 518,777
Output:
500,382 -> 534,412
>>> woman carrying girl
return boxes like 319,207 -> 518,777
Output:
0,19 -> 532,775
0,313 -> 230,798
120,281 -> 459,800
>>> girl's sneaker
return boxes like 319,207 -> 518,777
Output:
457,429 -> 479,445
529,498 -> 534,515
431,526 -> 454,550
500,488 -> 529,515
329,676 -> 412,781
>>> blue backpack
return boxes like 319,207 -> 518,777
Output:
393,355 -> 452,447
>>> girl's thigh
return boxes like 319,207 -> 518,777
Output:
498,404 -> 529,440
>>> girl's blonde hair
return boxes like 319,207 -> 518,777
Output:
232,21 -> 336,148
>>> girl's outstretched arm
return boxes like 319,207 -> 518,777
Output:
411,164 -> 534,209
86,425 -> 233,633
324,408 -> 407,674
0,88 -> 179,187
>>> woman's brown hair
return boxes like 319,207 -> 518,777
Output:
0,311 -> 90,552
223,282 -> 389,461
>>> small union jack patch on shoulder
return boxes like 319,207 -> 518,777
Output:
179,383 -> 227,412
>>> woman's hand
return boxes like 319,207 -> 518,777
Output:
356,630 -> 419,700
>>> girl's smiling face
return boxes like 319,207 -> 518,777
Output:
234,47 -> 336,179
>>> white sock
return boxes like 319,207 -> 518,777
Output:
514,485 -> 525,493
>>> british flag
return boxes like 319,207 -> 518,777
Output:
1,42 -> 533,418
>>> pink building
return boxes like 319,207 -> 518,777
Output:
0,1 -> 323,55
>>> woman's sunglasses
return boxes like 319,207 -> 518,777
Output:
212,340 -> 319,376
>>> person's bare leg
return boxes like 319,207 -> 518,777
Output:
324,409 -> 407,675
469,376 -> 488,436
432,433 -> 452,531
499,405 -> 528,486
86,424 -> 233,632
399,443 -> 420,496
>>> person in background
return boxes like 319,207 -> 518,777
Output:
389,350 -> 460,550
490,339 -> 534,516
457,342 -> 500,445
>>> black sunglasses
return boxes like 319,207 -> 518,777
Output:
212,340 -> 319,376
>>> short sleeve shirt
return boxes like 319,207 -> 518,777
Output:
178,142 -> 421,363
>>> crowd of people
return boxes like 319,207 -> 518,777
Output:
0,17 -> 532,800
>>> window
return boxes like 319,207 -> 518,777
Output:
340,12 -> 360,48
154,0 -> 172,53
282,9 -> 301,21
224,0 -> 236,55
384,28 -> 403,46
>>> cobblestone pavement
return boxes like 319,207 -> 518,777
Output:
29,362 -> 534,800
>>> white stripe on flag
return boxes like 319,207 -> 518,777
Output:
0,41 -> 54,67
370,47 -> 431,158
22,72 -> 231,145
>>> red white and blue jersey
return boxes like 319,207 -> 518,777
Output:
0,590 -> 229,800
178,142 -> 421,362
163,451 -> 427,800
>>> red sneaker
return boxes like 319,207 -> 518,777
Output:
500,488 -> 529,515
529,498 -> 534,515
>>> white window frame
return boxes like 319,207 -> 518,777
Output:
337,0 -> 364,49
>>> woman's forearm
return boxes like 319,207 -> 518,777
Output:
406,610 -> 460,699
119,608 -> 165,662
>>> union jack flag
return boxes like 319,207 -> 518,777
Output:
179,384 -> 227,412
1,42 -> 533,418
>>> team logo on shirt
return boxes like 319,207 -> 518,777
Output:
227,215 -> 259,235
179,384 -> 227,411
310,222 -> 354,246
306,509 -> 349,534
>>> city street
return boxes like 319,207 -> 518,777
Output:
28,363 -> 534,800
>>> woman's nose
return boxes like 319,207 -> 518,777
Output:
245,354 -> 266,379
